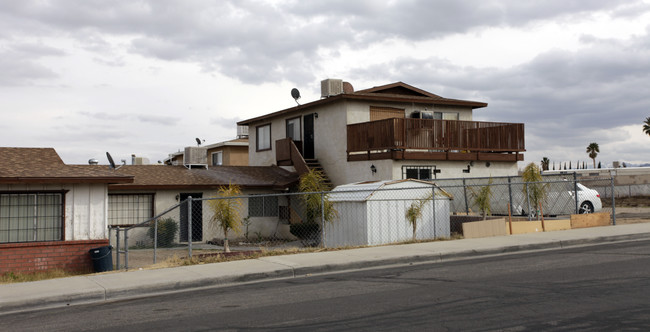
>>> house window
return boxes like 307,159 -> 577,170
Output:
442,112 -> 459,120
431,112 -> 458,120
402,166 -> 436,180
370,106 -> 405,121
108,194 -> 154,226
0,192 -> 64,243
212,151 -> 223,166
286,117 -> 301,141
256,124 -> 271,151
248,196 -> 278,217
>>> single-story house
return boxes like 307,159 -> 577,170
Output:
0,147 -> 133,273
325,179 -> 451,247
107,165 -> 299,244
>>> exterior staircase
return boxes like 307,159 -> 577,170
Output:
304,159 -> 333,189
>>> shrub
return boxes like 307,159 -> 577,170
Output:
148,218 -> 178,247
289,222 -> 321,247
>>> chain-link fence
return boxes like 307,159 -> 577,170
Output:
108,173 -> 633,270
432,174 -> 613,218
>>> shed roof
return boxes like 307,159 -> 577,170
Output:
0,147 -> 133,184
330,179 -> 452,202
108,165 -> 298,190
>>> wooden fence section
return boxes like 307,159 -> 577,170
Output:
347,118 -> 525,161
275,138 -> 310,175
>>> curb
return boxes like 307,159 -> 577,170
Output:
2,231 -> 650,315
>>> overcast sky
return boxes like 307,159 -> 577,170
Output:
2,0 -> 649,169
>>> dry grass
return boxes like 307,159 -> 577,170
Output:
0,269 -> 88,284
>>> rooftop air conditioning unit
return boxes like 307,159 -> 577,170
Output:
237,125 -> 249,138
184,147 -> 207,167
321,79 -> 344,98
133,157 -> 149,165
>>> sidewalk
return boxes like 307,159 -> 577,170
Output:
2,223 -> 650,315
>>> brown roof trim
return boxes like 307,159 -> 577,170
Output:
108,183 -> 296,191
237,82 -> 487,125
355,81 -> 443,98
0,176 -> 134,184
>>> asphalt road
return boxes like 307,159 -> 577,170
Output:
5,240 -> 650,331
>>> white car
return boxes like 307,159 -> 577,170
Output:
519,182 -> 602,216
572,183 -> 603,214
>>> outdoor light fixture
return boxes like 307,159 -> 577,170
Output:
370,164 -> 377,174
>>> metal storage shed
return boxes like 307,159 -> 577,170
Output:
324,179 -> 451,247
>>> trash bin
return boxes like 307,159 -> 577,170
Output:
89,245 -> 113,272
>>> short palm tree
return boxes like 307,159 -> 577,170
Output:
208,183 -> 242,253
522,162 -> 547,220
643,117 -> 650,136
586,142 -> 599,169
540,157 -> 550,171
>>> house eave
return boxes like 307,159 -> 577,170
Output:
237,93 -> 487,126
0,176 -> 134,185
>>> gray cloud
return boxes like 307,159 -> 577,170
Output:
0,54 -> 59,86
1,0 -> 631,87
136,114 -> 179,126
0,0 -> 648,165
348,28 -> 650,164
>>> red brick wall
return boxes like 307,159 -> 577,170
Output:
0,240 -> 109,274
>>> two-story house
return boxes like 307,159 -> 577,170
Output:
238,79 -> 525,187
165,137 -> 249,167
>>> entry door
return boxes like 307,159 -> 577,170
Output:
179,193 -> 203,242
303,113 -> 315,159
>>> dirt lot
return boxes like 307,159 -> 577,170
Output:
605,196 -> 650,225
605,196 -> 650,207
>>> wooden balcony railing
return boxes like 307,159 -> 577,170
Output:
276,138 -> 310,175
347,118 -> 525,162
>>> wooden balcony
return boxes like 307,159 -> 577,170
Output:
347,118 -> 525,162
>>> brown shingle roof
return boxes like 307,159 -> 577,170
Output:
108,165 -> 298,190
0,147 -> 133,184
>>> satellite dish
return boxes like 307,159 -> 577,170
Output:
106,152 -> 116,169
291,88 -> 301,105
195,138 -> 204,146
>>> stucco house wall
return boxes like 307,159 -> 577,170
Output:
245,94 -> 507,186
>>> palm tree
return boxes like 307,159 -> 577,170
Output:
208,183 -> 243,253
643,117 -> 650,136
586,142 -> 599,169
522,163 -> 547,220
540,157 -> 550,171
406,192 -> 433,240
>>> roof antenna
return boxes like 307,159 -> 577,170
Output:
291,88 -> 301,105
195,138 -> 205,146
106,152 -> 124,170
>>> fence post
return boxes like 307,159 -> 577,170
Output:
508,177 -> 513,216
432,185 -> 436,238
153,218 -> 158,264
462,178 -> 469,215
124,229 -> 129,270
525,184 -> 532,221
611,176 -> 617,225
573,172 -> 579,214
188,196 -> 193,258
321,192 -> 326,248
116,227 -> 120,270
